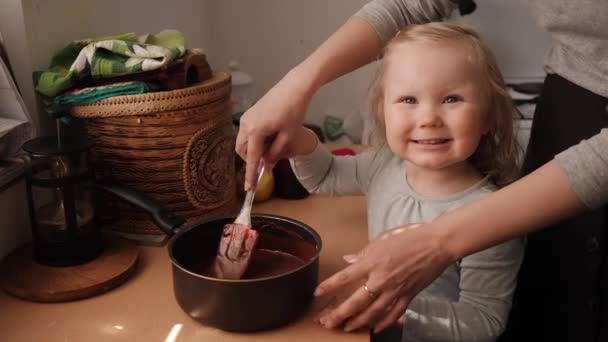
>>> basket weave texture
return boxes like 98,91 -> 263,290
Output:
71,72 -> 237,236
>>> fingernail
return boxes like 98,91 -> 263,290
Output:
342,254 -> 357,263
344,325 -> 353,332
314,288 -> 323,296
244,181 -> 251,192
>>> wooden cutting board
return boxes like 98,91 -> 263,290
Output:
0,235 -> 139,302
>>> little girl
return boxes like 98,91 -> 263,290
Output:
285,22 -> 524,341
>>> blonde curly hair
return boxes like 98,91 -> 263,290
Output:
368,22 -> 521,187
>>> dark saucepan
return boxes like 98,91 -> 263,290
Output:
96,182 -> 322,332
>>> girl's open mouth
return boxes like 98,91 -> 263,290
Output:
411,139 -> 451,145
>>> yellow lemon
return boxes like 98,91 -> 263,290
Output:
254,170 -> 274,202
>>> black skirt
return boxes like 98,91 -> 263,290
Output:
500,74 -> 608,342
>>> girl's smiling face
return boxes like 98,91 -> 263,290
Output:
381,40 -> 490,173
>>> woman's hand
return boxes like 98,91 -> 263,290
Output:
314,223 -> 454,333
235,68 -> 316,190
235,16 -> 383,191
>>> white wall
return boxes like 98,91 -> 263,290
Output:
456,0 -> 550,80
207,0 -> 373,126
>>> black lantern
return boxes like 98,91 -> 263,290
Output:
22,136 -> 103,266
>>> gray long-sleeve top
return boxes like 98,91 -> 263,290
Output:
291,145 -> 524,341
355,0 -> 608,209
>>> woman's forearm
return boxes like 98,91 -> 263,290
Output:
433,159 -> 587,261
289,16 -> 382,95
290,0 -> 460,95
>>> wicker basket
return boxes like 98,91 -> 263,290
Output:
71,72 -> 237,237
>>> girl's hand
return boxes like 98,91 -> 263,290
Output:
282,127 -> 319,158
314,223 -> 453,333
235,69 -> 315,190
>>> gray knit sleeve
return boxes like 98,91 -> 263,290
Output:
354,0 -> 457,45
289,143 -> 377,195
555,128 -> 608,209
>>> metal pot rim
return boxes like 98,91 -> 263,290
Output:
167,213 -> 322,283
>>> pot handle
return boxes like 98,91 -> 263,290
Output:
94,181 -> 186,235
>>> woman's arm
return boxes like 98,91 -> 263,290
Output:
237,0 -> 458,190
355,0 -> 456,44
441,159 -> 587,260
428,128 -> 608,262
315,158 -> 587,332
554,128 -> 608,209
237,16 -> 381,189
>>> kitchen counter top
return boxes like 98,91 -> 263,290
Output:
0,195 -> 369,342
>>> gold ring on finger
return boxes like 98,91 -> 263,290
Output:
363,284 -> 379,300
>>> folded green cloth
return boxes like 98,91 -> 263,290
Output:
35,30 -> 185,98
52,82 -> 147,106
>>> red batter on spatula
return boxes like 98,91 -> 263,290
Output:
212,223 -> 259,279
211,161 -> 265,279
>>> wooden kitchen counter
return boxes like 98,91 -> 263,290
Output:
0,195 -> 369,342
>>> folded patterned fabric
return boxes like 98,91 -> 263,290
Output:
52,81 -> 147,106
35,30 -> 185,97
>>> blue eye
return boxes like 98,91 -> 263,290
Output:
401,97 -> 417,104
443,95 -> 462,103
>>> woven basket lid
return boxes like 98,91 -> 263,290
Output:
71,71 -> 231,118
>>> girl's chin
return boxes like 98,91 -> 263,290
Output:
399,154 -> 463,169
405,161 -> 451,170
404,156 -> 477,172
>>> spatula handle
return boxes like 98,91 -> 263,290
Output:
234,161 -> 265,226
